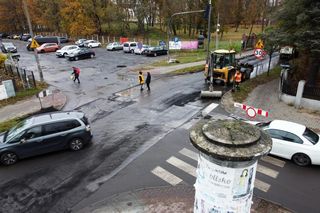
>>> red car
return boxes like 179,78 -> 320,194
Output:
36,43 -> 60,53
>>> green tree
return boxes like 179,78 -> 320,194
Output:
275,0 -> 320,85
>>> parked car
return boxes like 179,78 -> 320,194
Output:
20,33 -> 31,41
249,120 -> 320,166
13,34 -> 22,39
28,35 -> 43,42
0,111 -> 92,166
75,39 -> 87,47
106,42 -> 123,51
84,40 -> 101,48
1,42 -> 17,53
59,37 -> 69,43
27,36 -> 60,51
66,48 -> 95,61
0,33 -> 8,38
145,46 -> 168,57
134,45 -> 150,55
123,42 -> 137,53
36,43 -> 60,53
56,45 -> 80,57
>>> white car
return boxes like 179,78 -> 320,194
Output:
250,120 -> 320,166
106,42 -> 123,51
75,39 -> 87,47
55,45 -> 80,57
123,42 -> 137,53
134,45 -> 150,55
84,40 -> 101,48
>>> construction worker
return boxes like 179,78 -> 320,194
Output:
138,71 -> 144,90
234,70 -> 242,91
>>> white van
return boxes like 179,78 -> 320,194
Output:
123,42 -> 137,53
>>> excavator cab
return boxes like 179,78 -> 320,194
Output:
205,49 -> 236,85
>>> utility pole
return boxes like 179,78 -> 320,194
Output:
22,0 -> 44,82
206,0 -> 212,63
215,13 -> 220,50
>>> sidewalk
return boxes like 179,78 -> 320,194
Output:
133,50 -> 254,75
0,88 -> 67,122
77,185 -> 292,213
221,79 -> 320,131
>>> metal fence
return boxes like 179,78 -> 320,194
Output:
3,62 -> 36,90
281,80 -> 297,96
303,84 -> 320,101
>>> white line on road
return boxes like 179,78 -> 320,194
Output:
179,148 -> 198,161
202,103 -> 219,117
151,166 -> 183,186
260,156 -> 285,168
254,179 -> 271,192
257,164 -> 279,178
166,156 -> 197,177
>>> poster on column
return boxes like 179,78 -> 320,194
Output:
194,154 -> 257,213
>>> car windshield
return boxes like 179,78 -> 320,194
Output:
5,119 -> 32,142
61,46 -> 70,50
4,43 -> 14,47
303,128 -> 319,145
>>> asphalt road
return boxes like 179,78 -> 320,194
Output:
0,39 -> 217,213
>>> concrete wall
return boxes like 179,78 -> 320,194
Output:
280,93 -> 320,111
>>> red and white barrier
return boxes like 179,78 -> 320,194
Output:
234,102 -> 269,118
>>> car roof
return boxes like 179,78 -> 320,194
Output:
213,49 -> 236,54
29,111 -> 85,126
268,120 -> 306,135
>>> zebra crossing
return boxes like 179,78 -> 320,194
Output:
151,148 -> 286,193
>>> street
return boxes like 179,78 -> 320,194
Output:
0,40 -> 319,213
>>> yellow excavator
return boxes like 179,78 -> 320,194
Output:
204,49 -> 237,85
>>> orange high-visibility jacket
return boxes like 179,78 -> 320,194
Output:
235,72 -> 242,83
139,74 -> 144,84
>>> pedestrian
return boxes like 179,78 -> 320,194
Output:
146,72 -> 151,91
72,66 -> 80,84
234,70 -> 242,91
138,71 -> 144,90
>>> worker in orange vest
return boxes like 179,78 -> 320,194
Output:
234,70 -> 242,91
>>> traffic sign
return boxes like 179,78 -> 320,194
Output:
30,39 -> 40,49
255,39 -> 264,49
254,48 -> 266,59
159,40 -> 166,46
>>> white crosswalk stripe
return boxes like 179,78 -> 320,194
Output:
151,166 -> 183,186
257,164 -> 279,178
151,148 -> 283,192
260,156 -> 285,168
179,148 -> 198,161
254,179 -> 271,192
166,156 -> 197,177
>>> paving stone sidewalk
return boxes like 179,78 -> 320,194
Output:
77,185 -> 292,213
221,79 -> 320,131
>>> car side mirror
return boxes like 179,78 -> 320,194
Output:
20,138 -> 26,144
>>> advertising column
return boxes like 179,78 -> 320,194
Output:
190,120 -> 272,213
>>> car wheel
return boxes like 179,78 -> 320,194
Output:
131,49 -> 134,53
90,54 -> 94,58
63,53 -> 67,57
1,152 -> 18,166
154,53 -> 157,57
292,153 -> 311,166
69,138 -> 84,151
112,48 -> 115,51
75,56 -> 79,61
89,45 -> 92,48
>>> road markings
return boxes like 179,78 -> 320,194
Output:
254,179 -> 271,192
260,156 -> 285,168
151,166 -> 183,186
166,156 -> 197,177
257,164 -> 279,178
202,103 -> 219,117
179,148 -> 198,161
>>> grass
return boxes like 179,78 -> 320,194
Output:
169,64 -> 204,75
0,117 -> 24,132
0,81 -> 48,108
232,66 -> 282,102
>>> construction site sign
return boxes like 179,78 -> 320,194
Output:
30,39 -> 40,49
255,39 -> 264,49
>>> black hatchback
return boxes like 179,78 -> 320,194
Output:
66,48 -> 95,61
0,111 -> 92,166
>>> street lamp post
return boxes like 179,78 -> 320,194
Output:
22,0 -> 44,82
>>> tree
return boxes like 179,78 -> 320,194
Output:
262,27 -> 279,76
275,0 -> 320,85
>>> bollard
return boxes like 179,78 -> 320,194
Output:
190,119 -> 272,213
